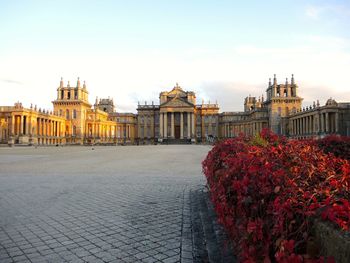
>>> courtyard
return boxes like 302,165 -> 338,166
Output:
0,145 -> 233,263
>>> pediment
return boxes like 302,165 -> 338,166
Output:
161,97 -> 194,108
167,88 -> 187,97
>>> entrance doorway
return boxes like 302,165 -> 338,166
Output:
175,125 -> 180,139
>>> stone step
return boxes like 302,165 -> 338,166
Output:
190,188 -> 236,263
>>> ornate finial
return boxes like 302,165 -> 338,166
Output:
83,80 -> 86,89
262,94 -> 264,101
273,74 -> 277,85
60,77 -> 63,88
67,81 -> 70,88
317,100 -> 320,107
77,77 -> 81,88
285,78 -> 288,85
30,103 -> 33,109
269,78 -> 271,86
291,74 -> 295,85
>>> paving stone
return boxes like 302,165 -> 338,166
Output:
0,145 -> 234,263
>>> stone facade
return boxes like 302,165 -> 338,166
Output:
288,99 -> 350,138
0,75 -> 349,146
137,83 -> 219,144
0,102 -> 66,146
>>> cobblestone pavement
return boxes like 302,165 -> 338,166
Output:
0,145 -> 233,263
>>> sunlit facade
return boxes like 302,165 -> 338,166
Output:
1,76 -> 349,146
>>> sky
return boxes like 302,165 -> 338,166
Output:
0,0 -> 350,113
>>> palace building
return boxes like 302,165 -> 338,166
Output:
137,83 -> 219,144
0,75 -> 349,146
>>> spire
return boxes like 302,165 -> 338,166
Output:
291,74 -> 295,85
285,77 -> 288,85
83,80 -> 86,89
60,77 -> 63,88
273,74 -> 277,85
269,78 -> 271,87
77,77 -> 81,88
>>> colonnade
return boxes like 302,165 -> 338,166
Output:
87,123 -> 132,141
36,117 -> 62,137
159,112 -> 195,139
223,121 -> 265,138
9,114 -> 63,138
290,111 -> 339,136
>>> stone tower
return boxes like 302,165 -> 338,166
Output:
264,74 -> 303,134
97,97 -> 115,113
52,77 -> 92,144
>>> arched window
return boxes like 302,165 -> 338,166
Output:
67,91 -> 71,99
61,90 -> 64,99
73,126 -> 76,136
59,109 -> 63,116
66,109 -> 69,119
73,109 -> 77,119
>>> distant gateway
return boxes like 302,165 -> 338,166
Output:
0,75 -> 349,146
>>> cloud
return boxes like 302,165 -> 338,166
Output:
305,5 -> 324,20
198,81 -> 265,112
1,33 -> 350,113
1,79 -> 23,85
305,4 -> 350,20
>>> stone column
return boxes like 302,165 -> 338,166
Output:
150,114 -> 154,139
191,113 -> 195,138
20,115 -> 24,134
325,112 -> 329,133
187,112 -> 190,138
298,118 -> 301,135
164,113 -> 167,138
171,112 -> 175,138
28,117 -> 32,136
306,117 -> 309,135
335,112 -> 339,133
159,113 -> 163,138
11,115 -> 15,135
180,112 -> 184,139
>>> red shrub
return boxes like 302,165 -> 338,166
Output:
203,129 -> 350,262
316,135 -> 350,161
